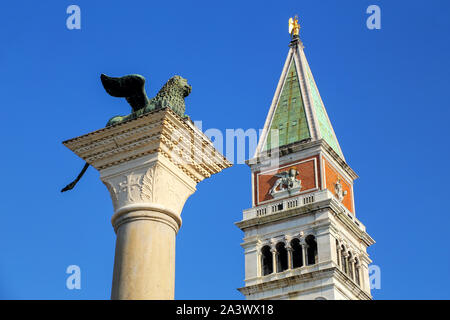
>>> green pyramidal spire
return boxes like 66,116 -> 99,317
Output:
264,61 -> 310,151
257,36 -> 344,159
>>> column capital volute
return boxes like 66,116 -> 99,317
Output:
255,240 -> 264,252
270,240 -> 278,253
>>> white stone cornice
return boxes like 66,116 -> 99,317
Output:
239,267 -> 372,300
63,107 -> 231,183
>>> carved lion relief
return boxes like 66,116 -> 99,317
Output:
269,168 -> 302,199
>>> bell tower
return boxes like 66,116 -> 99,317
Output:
236,17 -> 375,300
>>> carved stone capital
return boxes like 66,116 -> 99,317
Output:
102,165 -> 156,212
63,107 -> 232,229
102,159 -> 195,217
269,239 -> 278,252
299,238 -> 307,246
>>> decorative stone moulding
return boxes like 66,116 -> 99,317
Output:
63,107 -> 231,216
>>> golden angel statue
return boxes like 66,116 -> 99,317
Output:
289,16 -> 300,37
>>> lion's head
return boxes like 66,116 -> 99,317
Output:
166,75 -> 192,97
149,75 -> 191,117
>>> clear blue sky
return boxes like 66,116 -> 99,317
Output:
0,0 -> 449,299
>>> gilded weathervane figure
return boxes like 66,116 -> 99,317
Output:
289,15 -> 300,38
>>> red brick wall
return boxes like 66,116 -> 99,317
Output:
323,158 -> 353,213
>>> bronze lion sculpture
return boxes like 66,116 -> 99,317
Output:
61,73 -> 191,192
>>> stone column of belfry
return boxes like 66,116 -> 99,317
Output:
300,238 -> 307,266
286,244 -> 293,270
270,243 -> 277,273
63,108 -> 231,299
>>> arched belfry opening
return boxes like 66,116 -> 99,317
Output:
306,235 -> 317,265
276,242 -> 288,272
261,246 -> 273,276
291,238 -> 303,268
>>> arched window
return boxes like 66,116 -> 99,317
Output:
261,246 -> 273,276
306,235 -> 317,265
335,240 -> 340,266
354,258 -> 361,286
291,238 -> 303,268
347,251 -> 353,280
276,242 -> 288,272
341,245 -> 347,273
